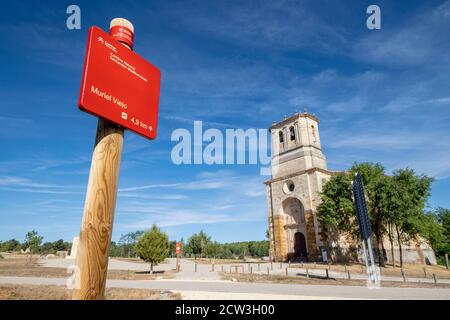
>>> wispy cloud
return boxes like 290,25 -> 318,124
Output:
0,175 -> 83,194
353,1 -> 450,67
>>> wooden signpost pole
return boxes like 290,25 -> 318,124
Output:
72,18 -> 134,300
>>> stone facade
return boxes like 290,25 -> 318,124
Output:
265,112 -> 331,262
265,112 -> 437,265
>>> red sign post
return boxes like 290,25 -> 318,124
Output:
73,18 -> 161,300
176,242 -> 182,272
79,26 -> 161,139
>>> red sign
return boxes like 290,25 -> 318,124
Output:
175,242 -> 182,255
78,26 -> 161,139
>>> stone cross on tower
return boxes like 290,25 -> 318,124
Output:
265,112 -> 331,262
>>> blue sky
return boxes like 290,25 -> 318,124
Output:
1,0 -> 449,244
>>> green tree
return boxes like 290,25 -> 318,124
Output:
119,231 -> 143,257
318,163 -> 433,267
423,207 -> 450,264
52,239 -> 68,252
204,241 -> 221,258
436,207 -> 450,241
420,213 -> 445,252
24,230 -> 43,254
385,169 -> 433,267
187,230 -> 211,259
248,241 -> 269,257
169,240 -> 176,257
317,172 -> 356,235
0,239 -> 21,252
135,225 -> 169,272
109,241 -> 123,257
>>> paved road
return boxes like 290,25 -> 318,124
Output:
1,276 -> 449,300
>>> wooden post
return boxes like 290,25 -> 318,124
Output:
73,121 -> 124,299
195,262 -> 197,272
445,253 -> 449,269
270,261 -> 273,270
423,266 -> 427,277
433,273 -> 438,284
221,265 -> 224,272
344,264 -> 347,272
347,270 -> 351,280
267,267 -> 269,275
72,18 -> 134,300
325,268 -> 329,279
306,268 -> 309,278
401,268 -> 406,282
285,268 -> 288,276
258,263 -> 260,272
250,266 -> 252,274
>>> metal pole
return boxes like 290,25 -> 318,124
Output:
361,240 -> 372,284
366,237 -> 378,283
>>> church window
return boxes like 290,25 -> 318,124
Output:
289,126 -> 296,141
311,125 -> 317,143
279,131 -> 284,143
282,180 -> 295,194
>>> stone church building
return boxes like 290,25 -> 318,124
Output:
265,112 -> 436,264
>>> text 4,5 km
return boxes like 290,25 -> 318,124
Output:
131,117 -> 152,131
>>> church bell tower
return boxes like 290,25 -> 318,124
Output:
265,111 -> 331,262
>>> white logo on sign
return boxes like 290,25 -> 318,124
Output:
121,112 -> 128,120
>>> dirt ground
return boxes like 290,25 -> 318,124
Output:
0,254 -> 174,280
288,261 -> 450,279
220,272 -> 450,289
0,284 -> 180,300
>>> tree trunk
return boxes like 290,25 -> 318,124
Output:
388,223 -> 395,267
374,220 -> 385,267
395,224 -> 403,268
375,234 -> 384,267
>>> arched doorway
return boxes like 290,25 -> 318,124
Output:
294,232 -> 307,258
